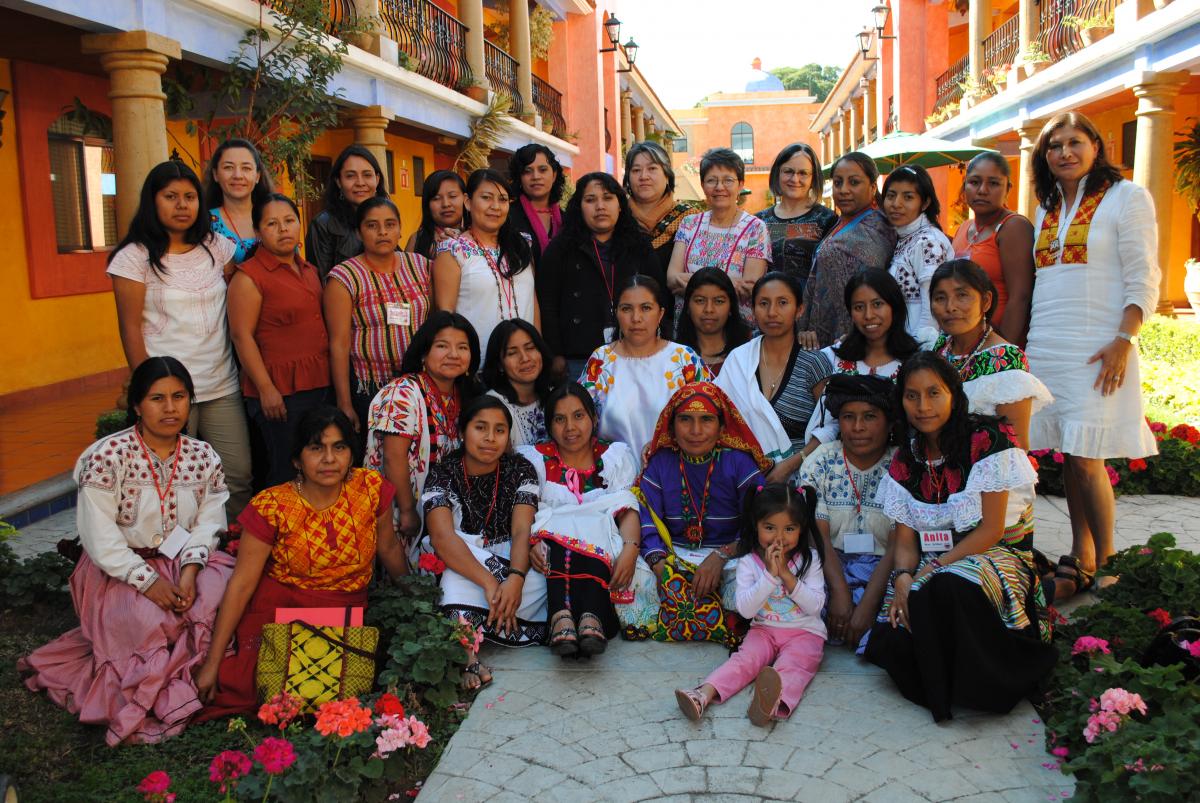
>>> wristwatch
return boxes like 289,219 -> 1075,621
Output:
1115,331 -> 1139,346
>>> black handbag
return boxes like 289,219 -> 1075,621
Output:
1140,615 -> 1200,680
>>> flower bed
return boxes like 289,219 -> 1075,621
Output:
1030,421 -> 1200,497
1040,533 -> 1200,800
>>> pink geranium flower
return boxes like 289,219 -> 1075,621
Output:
1105,465 -> 1120,486
209,750 -> 252,794
1099,688 -> 1147,717
1071,636 -> 1111,656
405,715 -> 432,749
137,771 -> 175,803
1183,640 -> 1200,659
254,737 -> 298,775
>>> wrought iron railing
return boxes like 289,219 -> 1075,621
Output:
1038,0 -> 1084,62
380,0 -> 472,91
262,0 -> 357,35
532,75 -> 566,138
485,40 -> 524,115
933,54 -> 968,114
981,14 -> 1020,96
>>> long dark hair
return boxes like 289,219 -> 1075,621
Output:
399,311 -> 483,401
930,258 -> 998,324
556,172 -> 653,266
454,394 -> 514,460
894,352 -> 1001,469
541,381 -> 598,435
289,405 -> 361,468
126,356 -> 195,426
323,145 -> 389,228
676,268 -> 751,358
1032,112 -> 1124,211
481,319 -> 561,404
613,273 -> 668,338
356,195 -> 402,229
883,164 -> 942,229
835,269 -> 919,362
203,138 -> 273,209
509,143 -> 565,203
108,160 -> 213,276
412,170 -> 467,259
831,152 -> 882,207
737,483 -> 822,577
246,192 -> 301,260
466,168 -> 532,277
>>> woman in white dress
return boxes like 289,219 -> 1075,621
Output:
482,319 -> 560,447
433,168 -> 539,357
1026,112 -> 1160,599
579,274 -> 711,468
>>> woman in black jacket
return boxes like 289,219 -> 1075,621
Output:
306,145 -> 389,279
537,172 -> 660,379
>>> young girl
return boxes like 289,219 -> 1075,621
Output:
406,170 -> 467,259
674,483 -> 826,726
675,268 -> 752,376
882,165 -> 953,342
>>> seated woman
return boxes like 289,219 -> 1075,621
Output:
482,319 -> 560,447
865,353 -> 1055,722
196,406 -> 407,716
366,312 -> 481,547
424,396 -> 548,687
675,268 -> 752,376
621,382 -> 771,644
798,374 -> 897,654
19,357 -> 235,746
519,383 -> 644,657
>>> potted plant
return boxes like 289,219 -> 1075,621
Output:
986,64 -> 1010,92
457,75 -> 488,103
1063,12 -> 1114,46
958,75 -> 985,109
1017,42 -> 1051,78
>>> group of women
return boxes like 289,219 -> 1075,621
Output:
18,108 -> 1161,741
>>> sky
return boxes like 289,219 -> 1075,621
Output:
616,0 -> 876,109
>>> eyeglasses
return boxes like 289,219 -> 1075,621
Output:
703,177 -> 739,189
780,168 -> 812,179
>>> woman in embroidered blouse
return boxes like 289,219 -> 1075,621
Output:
621,382 -> 771,644
20,357 -> 235,746
482,319 -> 560,447
675,268 -> 752,377
799,152 -> 898,348
433,168 -> 539,358
666,147 -> 770,323
367,312 -> 482,550
204,138 -> 272,263
405,170 -> 467,260
228,194 -> 330,487
306,145 -> 389,279
952,153 -> 1035,345
521,383 -> 643,657
424,396 -> 546,687
580,274 -> 711,470
755,143 -> 838,293
196,406 -> 406,716
865,353 -> 1055,722
882,165 -> 954,342
107,160 -> 251,518
802,270 -> 919,452
717,272 -> 831,482
325,197 -> 431,439
1026,112 -> 1160,600
506,144 -> 564,267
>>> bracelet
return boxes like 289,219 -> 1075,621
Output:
928,558 -> 943,570
508,568 -> 526,579
890,568 -> 914,583
622,540 -> 639,547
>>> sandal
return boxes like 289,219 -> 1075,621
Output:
461,661 -> 494,690
674,687 -> 708,721
549,610 -> 578,657
748,666 -> 782,727
1050,554 -> 1096,601
577,612 -> 607,657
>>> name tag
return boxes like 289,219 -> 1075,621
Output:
842,531 -> 875,555
919,530 -> 953,553
385,302 -> 411,327
158,524 -> 191,560
603,326 -> 616,343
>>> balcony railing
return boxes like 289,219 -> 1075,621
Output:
933,55 -> 968,114
532,75 -> 566,138
1038,0 -> 1085,62
485,40 -> 525,115
262,0 -> 357,34
380,0 -> 472,92
981,14 -> 1020,96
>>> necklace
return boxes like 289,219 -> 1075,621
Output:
758,342 -> 789,398
417,373 -> 459,450
468,233 -> 518,320
938,324 -> 993,380
293,477 -> 344,512
679,450 -> 719,546
842,448 -> 864,516
134,427 -> 181,538
463,460 -> 502,532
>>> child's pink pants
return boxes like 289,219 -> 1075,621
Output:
704,625 -> 824,717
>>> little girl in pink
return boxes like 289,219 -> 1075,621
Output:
674,483 -> 826,725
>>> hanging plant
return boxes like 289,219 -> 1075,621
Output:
455,91 -> 513,174
530,6 -> 555,61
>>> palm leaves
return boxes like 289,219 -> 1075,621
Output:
1174,118 -> 1200,213
454,92 -> 513,174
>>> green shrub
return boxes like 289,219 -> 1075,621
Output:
94,409 -> 127,440
1139,316 -> 1200,364
1139,316 -> 1200,426
0,541 -> 73,611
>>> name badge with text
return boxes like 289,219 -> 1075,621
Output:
158,525 -> 191,560
842,531 -> 876,555
919,530 -> 953,553
386,302 -> 411,327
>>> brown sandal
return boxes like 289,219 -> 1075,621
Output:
675,687 -> 708,721
577,612 -> 607,656
549,610 -> 578,656
748,666 -> 782,726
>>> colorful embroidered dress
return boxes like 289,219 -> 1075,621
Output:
865,420 -> 1055,721
673,210 -> 771,322
486,389 -> 547,448
889,216 -> 954,341
1027,178 -> 1160,459
436,234 -> 536,357
932,334 -> 1052,418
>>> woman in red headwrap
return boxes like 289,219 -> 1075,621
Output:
618,382 -> 771,644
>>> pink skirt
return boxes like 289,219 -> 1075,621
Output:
17,551 -> 235,746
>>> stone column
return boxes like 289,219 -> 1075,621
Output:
1016,0 -> 1036,82
81,31 -> 181,238
1131,71 -> 1189,315
1016,118 -> 1044,221
349,106 -> 393,190
849,99 -> 860,152
865,79 -> 877,144
831,118 -> 842,159
632,105 -> 645,143
820,130 -> 829,165
620,90 -> 633,151
968,0 -> 989,93
461,0 -> 489,91
842,107 -> 852,154
509,0 -> 535,123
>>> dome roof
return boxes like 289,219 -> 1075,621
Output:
743,57 -> 785,92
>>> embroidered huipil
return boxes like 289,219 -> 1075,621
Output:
798,442 -> 896,555
735,551 -> 827,638
889,216 -> 954,341
437,234 -> 536,357
74,427 -> 228,592
673,210 -> 771,322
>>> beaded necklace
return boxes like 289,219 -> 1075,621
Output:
679,449 -> 719,546
937,324 -> 993,381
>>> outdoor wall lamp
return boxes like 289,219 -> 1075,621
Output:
871,4 -> 897,39
616,39 -> 639,73
857,29 -> 877,61
600,15 -> 622,53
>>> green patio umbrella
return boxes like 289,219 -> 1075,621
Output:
822,132 -> 998,178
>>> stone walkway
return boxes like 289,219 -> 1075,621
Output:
10,495 -> 1200,802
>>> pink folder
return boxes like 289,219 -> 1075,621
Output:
274,607 -> 364,627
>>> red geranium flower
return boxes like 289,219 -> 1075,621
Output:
374,692 -> 406,718
418,553 -> 446,574
1170,423 -> 1200,444
1147,608 -> 1172,628
1148,421 -> 1167,433
1127,458 -> 1148,473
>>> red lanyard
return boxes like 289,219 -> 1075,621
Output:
592,239 -> 615,304
134,427 -> 182,537
683,212 -> 752,272
463,460 -> 501,530
418,373 -> 458,445
470,235 -> 518,319
842,449 -> 862,515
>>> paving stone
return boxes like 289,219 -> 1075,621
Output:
821,759 -> 887,797
597,773 -> 664,803
704,766 -> 763,795
685,739 -> 747,767
859,781 -> 928,802
651,766 -> 709,795
505,764 -> 568,796
568,755 -> 632,785
788,775 -> 857,803
857,748 -> 927,781
540,778 -> 598,802
753,769 -> 810,801
742,741 -> 797,770
622,747 -> 691,774
416,776 -> 503,801
899,767 -> 981,799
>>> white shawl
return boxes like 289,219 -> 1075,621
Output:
714,337 -> 794,462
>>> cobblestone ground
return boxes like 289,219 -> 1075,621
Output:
11,495 -> 1200,802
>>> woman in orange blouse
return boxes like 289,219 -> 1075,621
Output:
196,406 -> 407,716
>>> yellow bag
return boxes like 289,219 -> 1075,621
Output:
255,621 -> 379,713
